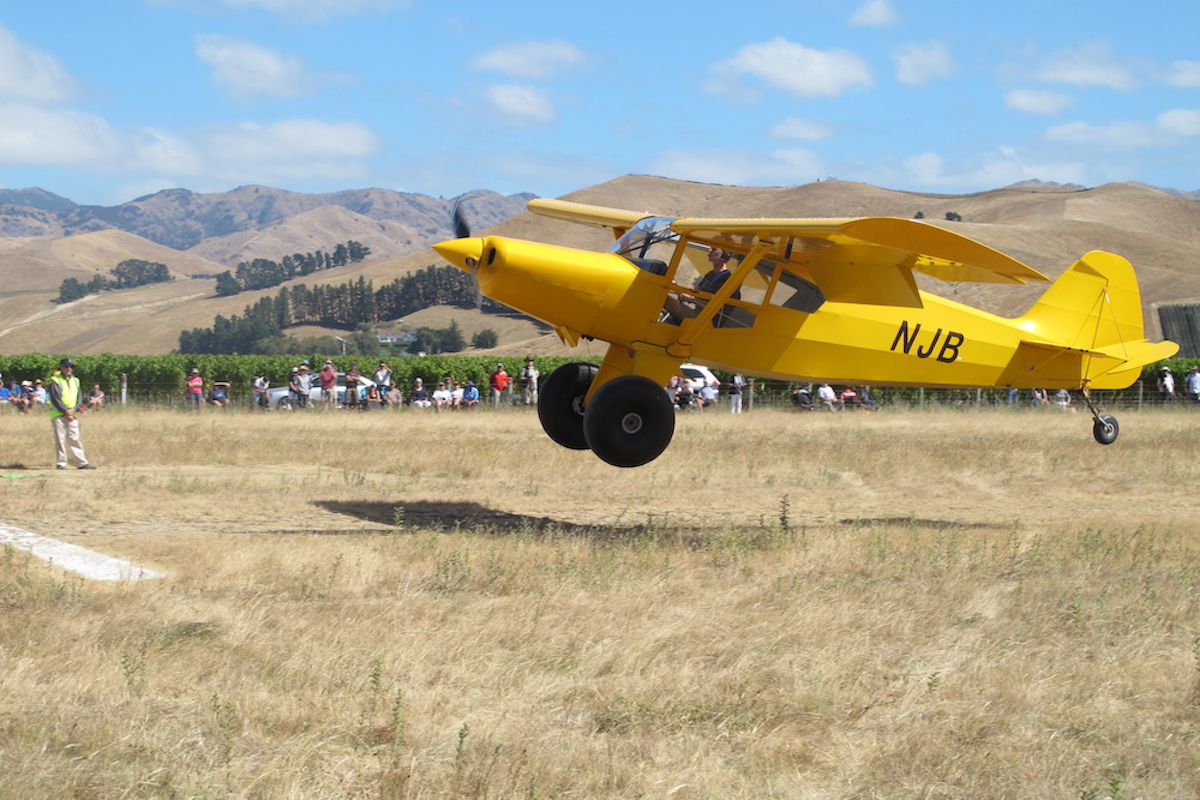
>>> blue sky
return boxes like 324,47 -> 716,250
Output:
2,0 -> 1199,206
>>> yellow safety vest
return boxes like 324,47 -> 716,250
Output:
48,372 -> 80,419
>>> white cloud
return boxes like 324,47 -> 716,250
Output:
0,102 -> 118,165
770,116 -> 835,141
483,84 -> 556,125
1166,60 -> 1200,88
1004,89 -> 1074,116
201,119 -> 378,183
708,38 -> 873,100
1157,109 -> 1200,137
651,147 -> 826,187
903,147 -> 1086,190
471,40 -> 586,79
1044,120 -> 1161,149
217,0 -> 406,22
893,41 -> 956,85
205,119 -> 377,161
129,129 -> 205,175
1036,42 -> 1137,90
196,35 -> 316,101
850,0 -> 900,27
0,24 -> 78,103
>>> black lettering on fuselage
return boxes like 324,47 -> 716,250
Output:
891,321 -> 964,363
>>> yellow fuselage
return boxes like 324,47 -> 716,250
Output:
436,236 -> 1164,392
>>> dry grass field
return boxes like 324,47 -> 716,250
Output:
1,405 -> 1198,799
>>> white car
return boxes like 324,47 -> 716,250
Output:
679,363 -> 719,392
267,372 -> 375,409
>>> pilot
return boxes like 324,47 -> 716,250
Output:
663,247 -> 741,326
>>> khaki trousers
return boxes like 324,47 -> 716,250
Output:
52,415 -> 89,468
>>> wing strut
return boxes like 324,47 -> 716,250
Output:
670,240 -> 772,356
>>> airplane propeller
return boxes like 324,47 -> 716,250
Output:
450,196 -> 484,311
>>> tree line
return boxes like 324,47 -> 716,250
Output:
215,241 -> 372,296
56,259 -> 173,303
179,265 -> 493,354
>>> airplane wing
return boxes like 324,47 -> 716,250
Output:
528,199 -> 1049,307
528,198 -> 652,239
672,216 -> 1049,307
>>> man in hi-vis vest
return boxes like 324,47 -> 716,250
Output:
47,357 -> 96,470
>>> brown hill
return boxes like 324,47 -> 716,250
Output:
1,176 -> 1196,355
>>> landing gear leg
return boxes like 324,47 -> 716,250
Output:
1080,389 -> 1120,445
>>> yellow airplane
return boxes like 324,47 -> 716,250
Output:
434,198 -> 1177,467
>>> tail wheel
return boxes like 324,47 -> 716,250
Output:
583,376 -> 675,468
1093,414 -> 1119,445
537,361 -> 599,450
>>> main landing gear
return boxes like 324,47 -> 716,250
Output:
538,364 -> 676,467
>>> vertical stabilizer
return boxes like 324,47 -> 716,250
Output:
1017,251 -> 1146,350
1011,251 -> 1176,389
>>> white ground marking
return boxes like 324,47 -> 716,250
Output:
0,522 -> 165,581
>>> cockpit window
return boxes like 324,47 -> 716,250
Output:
609,217 -> 679,260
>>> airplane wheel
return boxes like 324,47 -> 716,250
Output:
583,376 -> 675,468
538,361 -> 599,450
1093,414 -> 1119,445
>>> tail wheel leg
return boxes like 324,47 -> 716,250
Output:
1080,388 -> 1120,445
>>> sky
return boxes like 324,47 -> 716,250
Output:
2,0 -> 1199,207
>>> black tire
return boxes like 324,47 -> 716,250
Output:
1093,414 -> 1119,445
538,361 -> 599,450
583,376 -> 676,468
276,397 -> 292,411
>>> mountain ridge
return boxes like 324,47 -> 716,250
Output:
0,175 -> 1197,356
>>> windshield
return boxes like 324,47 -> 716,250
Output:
608,216 -> 679,260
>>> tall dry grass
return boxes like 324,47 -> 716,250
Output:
1,404 -> 1198,798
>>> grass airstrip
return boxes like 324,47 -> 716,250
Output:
1,405 -> 1198,798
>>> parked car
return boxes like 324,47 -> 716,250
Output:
267,372 -> 375,409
